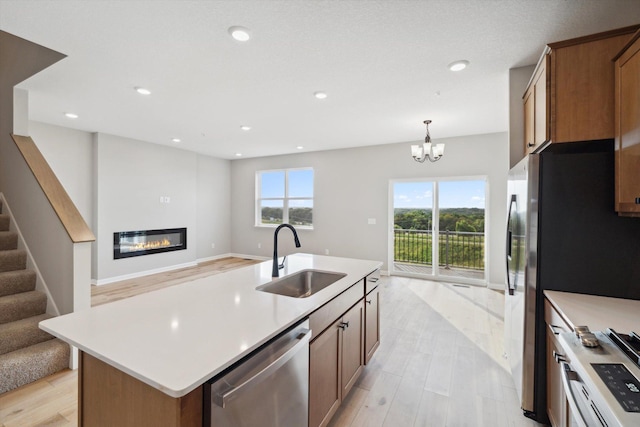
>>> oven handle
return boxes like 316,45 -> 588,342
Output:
560,362 -> 589,427
212,328 -> 311,408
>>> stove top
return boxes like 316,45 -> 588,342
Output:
607,329 -> 640,368
558,330 -> 640,426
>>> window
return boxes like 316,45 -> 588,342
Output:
256,168 -> 314,228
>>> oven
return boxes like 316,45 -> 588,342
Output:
556,329 -> 640,427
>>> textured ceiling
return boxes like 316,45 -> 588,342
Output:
1,0 -> 639,159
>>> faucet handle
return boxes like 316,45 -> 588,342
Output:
278,256 -> 287,270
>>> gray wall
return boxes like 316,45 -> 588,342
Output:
29,121 -> 94,225
29,122 -> 232,283
230,132 -> 509,287
196,154 -> 231,260
29,120 -> 509,287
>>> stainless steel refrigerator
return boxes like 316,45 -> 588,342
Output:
505,139 -> 640,423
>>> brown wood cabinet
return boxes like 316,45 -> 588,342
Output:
614,30 -> 640,216
79,352 -> 202,427
309,279 -> 367,427
364,285 -> 380,364
309,300 -> 364,427
544,299 -> 571,427
309,317 -> 342,427
524,53 -> 549,154
524,25 -> 639,154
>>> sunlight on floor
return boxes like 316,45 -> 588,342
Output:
406,277 -> 509,371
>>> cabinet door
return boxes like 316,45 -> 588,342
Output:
533,57 -> 549,148
341,301 -> 364,398
364,287 -> 380,364
309,318 -> 342,427
546,328 -> 568,427
524,87 -> 535,153
615,34 -> 640,215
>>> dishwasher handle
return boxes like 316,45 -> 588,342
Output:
212,328 -> 311,408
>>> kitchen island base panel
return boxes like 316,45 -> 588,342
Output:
79,351 -> 202,427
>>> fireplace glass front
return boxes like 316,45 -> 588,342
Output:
113,228 -> 187,259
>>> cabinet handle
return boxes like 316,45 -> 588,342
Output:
527,142 -> 535,148
338,321 -> 349,330
553,350 -> 566,364
366,299 -> 372,305
548,324 -> 564,335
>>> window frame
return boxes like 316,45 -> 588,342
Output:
255,167 -> 314,229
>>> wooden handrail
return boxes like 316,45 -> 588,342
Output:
11,134 -> 95,243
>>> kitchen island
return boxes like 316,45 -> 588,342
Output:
40,253 -> 382,426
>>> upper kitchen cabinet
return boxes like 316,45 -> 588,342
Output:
524,53 -> 550,154
614,29 -> 640,216
524,25 -> 639,154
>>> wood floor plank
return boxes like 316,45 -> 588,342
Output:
349,371 -> 402,427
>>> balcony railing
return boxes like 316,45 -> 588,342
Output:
394,228 -> 485,271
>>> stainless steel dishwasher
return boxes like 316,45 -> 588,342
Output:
204,319 -> 310,427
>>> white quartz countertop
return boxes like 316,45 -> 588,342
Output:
40,253 -> 382,398
544,290 -> 640,332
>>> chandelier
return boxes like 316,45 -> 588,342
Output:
411,120 -> 444,163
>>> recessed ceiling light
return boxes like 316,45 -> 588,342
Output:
228,26 -> 251,42
314,91 -> 327,99
240,125 -> 251,131
64,112 -> 78,119
171,138 -> 181,143
235,153 -> 243,157
297,146 -> 304,150
448,60 -> 469,72
135,87 -> 151,95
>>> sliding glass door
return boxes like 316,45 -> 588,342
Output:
391,178 -> 486,284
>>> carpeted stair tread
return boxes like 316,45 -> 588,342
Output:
0,269 -> 36,297
0,249 -> 26,273
0,313 -> 55,355
0,214 -> 9,231
0,338 -> 69,394
0,231 -> 18,251
0,290 -> 47,324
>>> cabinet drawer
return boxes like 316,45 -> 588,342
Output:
544,298 -> 572,335
365,269 -> 380,295
310,280 -> 364,339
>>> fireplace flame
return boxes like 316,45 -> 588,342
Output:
132,238 -> 172,251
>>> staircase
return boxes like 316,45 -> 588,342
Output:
0,203 -> 69,394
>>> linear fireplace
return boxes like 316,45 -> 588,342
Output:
113,228 -> 187,259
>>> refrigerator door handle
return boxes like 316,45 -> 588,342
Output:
506,195 -> 517,296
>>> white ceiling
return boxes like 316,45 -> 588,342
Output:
1,1 -> 640,159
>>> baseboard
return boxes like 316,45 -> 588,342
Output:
93,261 -> 198,286
488,282 -> 505,291
228,253 -> 270,261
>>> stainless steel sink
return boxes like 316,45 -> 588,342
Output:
256,269 -> 346,298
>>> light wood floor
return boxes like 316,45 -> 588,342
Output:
0,260 -> 543,427
328,277 -> 544,427
91,257 -> 261,306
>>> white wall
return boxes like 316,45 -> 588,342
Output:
196,154 -> 231,261
29,122 -> 232,282
230,132 -> 509,287
28,120 -> 509,287
29,121 -> 94,225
